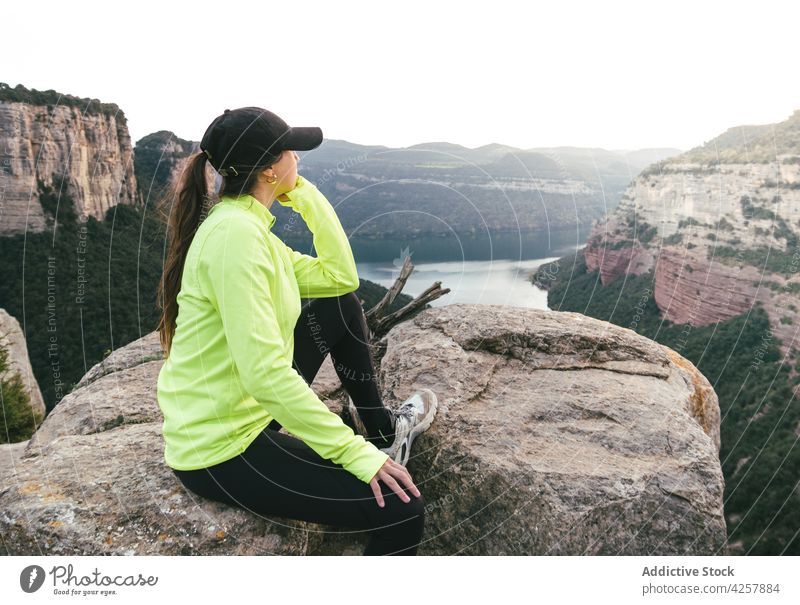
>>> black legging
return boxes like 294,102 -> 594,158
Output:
172,292 -> 425,555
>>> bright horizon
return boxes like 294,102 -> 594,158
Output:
5,0 -> 799,153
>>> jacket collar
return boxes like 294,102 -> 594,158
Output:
217,193 -> 277,230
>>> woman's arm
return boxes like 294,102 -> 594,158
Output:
277,175 -> 360,298
199,217 -> 388,484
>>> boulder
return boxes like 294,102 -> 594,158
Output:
0,304 -> 727,555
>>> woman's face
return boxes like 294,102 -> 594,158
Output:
264,149 -> 300,196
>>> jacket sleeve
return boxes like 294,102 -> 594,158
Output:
200,218 -> 388,484
277,175 -> 360,298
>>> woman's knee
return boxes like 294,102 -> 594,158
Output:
370,491 -> 426,550
405,495 -> 426,538
408,490 -> 426,518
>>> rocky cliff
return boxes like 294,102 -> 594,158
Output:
584,110 -> 800,358
0,304 -> 727,555
0,308 -> 45,420
0,83 -> 139,235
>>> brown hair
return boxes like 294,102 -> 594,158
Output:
155,149 -> 282,356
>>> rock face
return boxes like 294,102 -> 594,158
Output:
584,112 -> 800,358
0,305 -> 727,555
651,246 -> 778,326
584,239 -> 655,286
0,100 -> 138,235
0,308 -> 45,419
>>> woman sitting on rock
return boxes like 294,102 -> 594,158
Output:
155,106 -> 438,556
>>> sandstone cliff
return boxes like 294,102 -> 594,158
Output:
0,304 -> 727,555
584,109 -> 800,358
0,83 -> 138,235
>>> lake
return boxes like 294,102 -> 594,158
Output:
348,229 -> 589,309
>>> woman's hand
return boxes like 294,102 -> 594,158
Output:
276,175 -> 302,205
369,457 -> 421,508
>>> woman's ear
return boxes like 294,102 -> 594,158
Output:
260,167 -> 277,183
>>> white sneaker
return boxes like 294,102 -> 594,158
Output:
347,389 -> 439,467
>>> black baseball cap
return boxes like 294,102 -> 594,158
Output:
200,106 -> 323,176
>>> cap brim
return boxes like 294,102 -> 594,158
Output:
284,126 -> 323,150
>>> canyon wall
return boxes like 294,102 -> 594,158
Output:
585,122 -> 800,358
0,100 -> 139,235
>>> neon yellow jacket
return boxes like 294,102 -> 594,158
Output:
156,175 -> 389,483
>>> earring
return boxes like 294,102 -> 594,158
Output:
265,174 -> 278,184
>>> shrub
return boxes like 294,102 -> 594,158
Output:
0,343 -> 43,443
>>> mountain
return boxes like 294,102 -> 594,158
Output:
665,110 -> 800,163
133,133 -> 680,240
284,139 -> 681,239
134,130 -> 202,204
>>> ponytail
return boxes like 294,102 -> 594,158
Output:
156,151 -> 211,356
156,148 -> 282,356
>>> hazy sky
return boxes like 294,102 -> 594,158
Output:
6,0 -> 799,152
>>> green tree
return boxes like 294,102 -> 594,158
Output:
0,343 -> 43,443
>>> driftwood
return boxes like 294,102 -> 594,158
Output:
363,256 -> 450,340
341,255 -> 450,433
